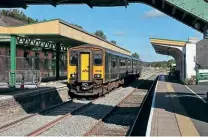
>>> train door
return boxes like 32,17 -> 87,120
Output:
80,52 -> 90,81
117,56 -> 119,78
108,54 -> 111,80
111,55 -> 117,79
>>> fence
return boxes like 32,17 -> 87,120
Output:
0,55 -> 67,83
196,69 -> 208,84
9,70 -> 41,86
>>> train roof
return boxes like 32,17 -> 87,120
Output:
69,44 -> 142,61
131,57 -> 142,61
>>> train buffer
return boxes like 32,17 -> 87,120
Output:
146,75 -> 208,136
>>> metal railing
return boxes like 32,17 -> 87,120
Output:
8,70 -> 41,87
196,69 -> 208,84
0,55 -> 67,84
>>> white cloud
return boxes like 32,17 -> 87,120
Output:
114,31 -> 125,36
143,9 -> 167,19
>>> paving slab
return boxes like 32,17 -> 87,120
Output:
149,75 -> 205,136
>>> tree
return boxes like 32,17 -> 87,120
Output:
111,40 -> 116,44
149,60 -> 174,68
167,59 -> 176,67
0,9 -> 38,24
94,30 -> 107,40
132,52 -> 140,59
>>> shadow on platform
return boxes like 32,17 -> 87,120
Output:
154,75 -> 208,134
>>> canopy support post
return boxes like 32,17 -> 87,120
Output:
10,35 -> 16,88
56,43 -> 60,80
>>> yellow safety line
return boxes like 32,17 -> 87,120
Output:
166,83 -> 200,136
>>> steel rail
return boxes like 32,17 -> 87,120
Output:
83,73 -> 158,136
0,99 -> 72,132
127,75 -> 159,136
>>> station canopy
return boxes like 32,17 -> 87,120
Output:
0,19 -> 131,55
150,37 -> 187,69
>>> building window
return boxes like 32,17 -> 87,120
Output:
35,52 -> 39,69
44,53 -> 49,69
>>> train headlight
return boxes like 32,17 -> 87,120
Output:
94,74 -> 101,78
70,74 -> 76,77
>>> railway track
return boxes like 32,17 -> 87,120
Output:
0,71 -> 158,136
83,74 -> 158,136
0,100 -> 72,132
128,74 -> 158,136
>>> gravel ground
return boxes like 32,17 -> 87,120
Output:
0,71 -> 159,136
40,87 -> 135,136
86,76 -> 157,136
0,99 -> 90,136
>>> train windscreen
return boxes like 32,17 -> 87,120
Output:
70,51 -> 78,65
94,51 -> 102,65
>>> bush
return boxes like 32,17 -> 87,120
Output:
184,75 -> 196,85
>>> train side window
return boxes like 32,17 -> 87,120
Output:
137,61 -> 140,67
70,51 -> 78,66
112,56 -> 116,68
133,60 -> 136,68
128,59 -> 131,68
119,58 -> 121,68
120,58 -> 124,68
120,58 -> 126,68
120,58 -> 122,68
94,52 -> 102,65
124,59 -> 127,68
123,59 -> 126,68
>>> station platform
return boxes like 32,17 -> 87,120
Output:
147,75 -> 208,136
0,80 -> 69,124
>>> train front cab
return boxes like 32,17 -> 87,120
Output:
67,47 -> 104,96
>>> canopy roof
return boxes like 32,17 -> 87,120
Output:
150,38 -> 187,47
0,19 -> 131,55
1,0 -> 208,33
150,37 -> 186,70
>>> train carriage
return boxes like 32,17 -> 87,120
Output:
67,44 -> 142,96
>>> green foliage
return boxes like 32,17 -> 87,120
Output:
94,30 -> 107,40
167,59 -> 176,67
184,76 -> 196,85
149,59 -> 175,68
132,52 -> 140,59
0,9 -> 38,24
111,40 -> 116,44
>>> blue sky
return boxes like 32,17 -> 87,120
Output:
21,3 -> 202,62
